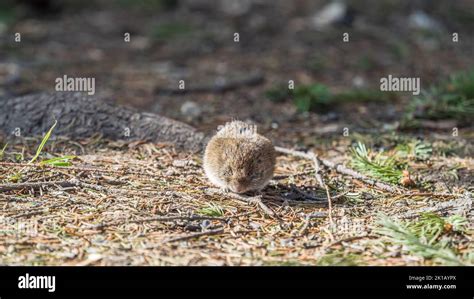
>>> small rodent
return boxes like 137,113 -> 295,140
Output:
203,121 -> 276,193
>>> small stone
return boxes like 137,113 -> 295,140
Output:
0,62 -> 21,85
87,49 -> 104,61
131,36 -> 150,50
200,220 -> 211,229
164,169 -> 176,176
180,101 -> 202,120
172,159 -> 188,168
312,1 -> 347,29
280,239 -> 293,247
220,0 -> 252,16
249,222 -> 261,230
352,76 -> 365,88
408,10 -> 443,32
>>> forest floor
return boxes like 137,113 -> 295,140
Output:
0,1 -> 473,265
0,133 -> 472,266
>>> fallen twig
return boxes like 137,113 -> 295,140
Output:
275,146 -> 401,194
275,147 -> 337,225
0,180 -> 77,192
299,211 -> 328,236
288,185 -> 326,201
89,215 -> 228,230
161,227 -> 225,244
205,188 -> 275,217
310,151 -> 334,225
327,234 -> 376,248
272,170 -> 316,180
0,161 -> 164,179
399,193 -> 472,219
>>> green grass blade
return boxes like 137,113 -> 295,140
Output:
0,143 -> 8,159
39,155 -> 76,167
28,120 -> 57,164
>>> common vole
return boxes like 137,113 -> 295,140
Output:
203,121 -> 276,193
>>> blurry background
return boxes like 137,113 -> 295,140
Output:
0,0 -> 473,267
0,0 -> 473,145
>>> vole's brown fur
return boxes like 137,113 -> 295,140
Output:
203,121 -> 276,193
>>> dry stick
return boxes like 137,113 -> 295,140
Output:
0,162 -> 163,179
205,188 -> 275,217
269,185 -> 348,204
311,151 -> 334,226
263,194 -> 328,206
91,211 -> 255,230
403,192 -> 456,198
399,196 -> 472,219
275,147 -> 335,226
328,234 -> 372,248
275,146 -> 401,194
90,215 -> 228,230
299,212 -> 328,236
288,184 -> 326,201
11,201 -> 68,218
0,178 -> 114,195
0,180 -> 77,192
0,194 -> 40,202
273,170 -> 316,180
161,227 -> 225,244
